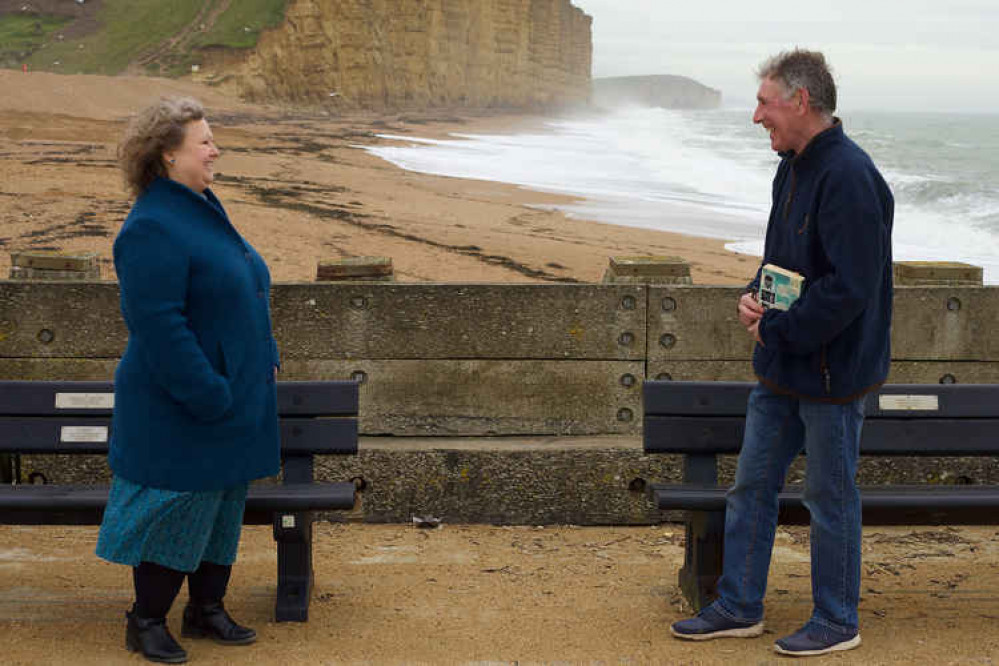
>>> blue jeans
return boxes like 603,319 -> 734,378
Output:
711,383 -> 865,634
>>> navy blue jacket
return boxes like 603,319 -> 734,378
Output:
110,177 -> 281,491
750,121 -> 894,402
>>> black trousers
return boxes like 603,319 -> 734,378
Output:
133,560 -> 232,619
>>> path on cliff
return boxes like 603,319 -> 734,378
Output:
127,0 -> 232,74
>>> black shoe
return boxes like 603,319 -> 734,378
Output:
181,601 -> 257,645
126,609 -> 188,664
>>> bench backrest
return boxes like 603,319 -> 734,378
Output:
0,380 -> 359,455
644,381 -> 999,456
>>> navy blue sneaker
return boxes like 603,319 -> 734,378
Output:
670,604 -> 764,641
774,623 -> 861,657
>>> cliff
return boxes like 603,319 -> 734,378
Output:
212,0 -> 592,110
592,75 -> 722,110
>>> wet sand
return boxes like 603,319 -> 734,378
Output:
0,70 -> 758,286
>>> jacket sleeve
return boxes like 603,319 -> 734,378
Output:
114,217 -> 233,421
759,163 -> 890,355
746,265 -> 762,295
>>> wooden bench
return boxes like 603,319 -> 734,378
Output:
643,380 -> 999,610
0,379 -> 360,622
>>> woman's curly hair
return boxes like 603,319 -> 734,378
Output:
119,97 -> 205,197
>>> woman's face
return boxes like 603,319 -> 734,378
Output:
164,118 -> 220,193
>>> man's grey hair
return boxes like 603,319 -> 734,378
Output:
757,49 -> 837,116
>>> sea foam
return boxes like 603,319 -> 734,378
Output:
367,107 -> 999,284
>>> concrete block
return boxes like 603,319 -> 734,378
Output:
885,361 -> 999,384
892,287 -> 999,361
648,286 -> 753,361
316,256 -> 394,281
647,361 -> 756,382
894,261 -> 983,286
603,255 -> 692,284
0,282 -> 125,358
10,251 -> 99,272
315,436 -> 672,524
280,359 -> 644,436
648,361 -> 999,385
9,266 -> 101,281
271,283 -> 647,360
0,359 -> 117,381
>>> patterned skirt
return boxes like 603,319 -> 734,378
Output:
96,476 -> 248,572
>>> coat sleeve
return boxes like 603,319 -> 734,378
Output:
114,217 -> 233,421
746,265 -> 762,295
759,163 -> 890,355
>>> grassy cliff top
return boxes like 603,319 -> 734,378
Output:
0,0 -> 287,76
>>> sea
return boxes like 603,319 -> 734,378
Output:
366,106 -> 999,285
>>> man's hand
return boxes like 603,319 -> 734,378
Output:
747,320 -> 764,346
738,292 -> 764,327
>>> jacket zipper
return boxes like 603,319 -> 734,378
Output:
783,165 -> 798,221
820,345 -> 831,395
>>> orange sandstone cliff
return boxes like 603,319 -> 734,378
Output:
210,0 -> 592,110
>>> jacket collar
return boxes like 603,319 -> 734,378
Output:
145,177 -> 229,222
784,118 -> 843,167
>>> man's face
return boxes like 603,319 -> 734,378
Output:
752,77 -> 802,154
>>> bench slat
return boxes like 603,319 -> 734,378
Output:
0,482 -> 356,525
651,483 -> 999,525
644,415 -> 999,455
0,380 -> 359,416
246,482 -> 356,514
644,381 -> 999,418
281,418 -> 358,455
0,417 -> 358,455
276,381 -> 359,416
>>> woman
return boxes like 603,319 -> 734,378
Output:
96,97 -> 281,664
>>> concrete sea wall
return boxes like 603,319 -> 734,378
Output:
1,278 -> 997,524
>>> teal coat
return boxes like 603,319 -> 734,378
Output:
110,177 -> 280,491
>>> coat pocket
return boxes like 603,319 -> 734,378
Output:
797,213 -> 810,235
217,341 -> 230,379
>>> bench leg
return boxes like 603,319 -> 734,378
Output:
273,510 -> 314,622
679,509 -> 724,611
0,454 -> 17,484
678,453 -> 723,611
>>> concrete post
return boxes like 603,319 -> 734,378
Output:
4,251 -> 102,482
602,255 -> 692,285
894,261 -> 983,286
316,257 -> 394,282
9,251 -> 100,280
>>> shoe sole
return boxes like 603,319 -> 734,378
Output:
670,622 -> 765,641
773,633 -> 862,657
181,629 -> 258,646
126,641 -> 188,664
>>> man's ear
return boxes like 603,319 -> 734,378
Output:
797,88 -> 811,114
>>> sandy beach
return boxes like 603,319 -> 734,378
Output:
0,70 -> 758,286
1,523 -> 997,664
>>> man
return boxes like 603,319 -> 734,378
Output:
670,50 -> 894,657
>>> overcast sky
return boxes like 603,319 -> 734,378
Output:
571,0 -> 999,113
